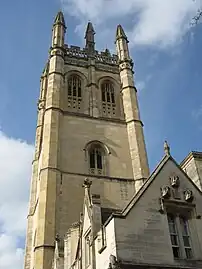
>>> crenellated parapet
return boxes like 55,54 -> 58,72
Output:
64,44 -> 119,73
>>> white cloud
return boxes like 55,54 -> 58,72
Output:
0,234 -> 24,269
61,0 -> 202,47
0,131 -> 34,269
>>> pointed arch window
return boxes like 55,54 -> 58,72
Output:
101,80 -> 116,117
67,75 -> 82,111
88,144 -> 105,175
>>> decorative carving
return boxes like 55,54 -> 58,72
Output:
164,140 -> 170,155
184,189 -> 193,202
159,198 -> 165,214
65,46 -> 118,65
82,178 -> 92,189
119,61 -> 132,71
161,186 -> 171,198
55,233 -> 60,242
37,99 -> 45,110
65,57 -> 88,67
96,64 -> 119,74
170,175 -> 180,188
108,255 -> 120,269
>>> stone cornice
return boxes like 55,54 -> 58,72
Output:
39,166 -> 134,182
44,107 -> 126,125
181,151 -> 202,167
34,245 -> 55,251
126,119 -> 144,127
121,85 -> 137,92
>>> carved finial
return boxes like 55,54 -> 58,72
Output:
83,178 -> 92,189
164,140 -> 170,156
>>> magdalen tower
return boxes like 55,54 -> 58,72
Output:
24,11 -> 149,269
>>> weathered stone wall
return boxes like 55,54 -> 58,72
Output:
182,154 -> 202,191
60,115 -> 133,177
114,159 -> 202,267
95,218 -> 117,269
58,173 -> 135,237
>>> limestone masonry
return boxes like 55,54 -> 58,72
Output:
24,11 -> 202,269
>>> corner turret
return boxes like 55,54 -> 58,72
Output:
116,25 -> 150,192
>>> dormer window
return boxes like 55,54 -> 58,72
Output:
67,75 -> 82,111
101,81 -> 116,117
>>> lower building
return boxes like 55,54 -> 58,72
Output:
52,148 -> 202,269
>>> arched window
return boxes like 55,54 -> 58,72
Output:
88,144 -> 105,175
101,80 -> 116,117
67,75 -> 82,111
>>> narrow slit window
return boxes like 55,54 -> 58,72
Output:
85,232 -> 91,267
97,150 -> 102,169
167,214 -> 180,258
180,216 -> 192,259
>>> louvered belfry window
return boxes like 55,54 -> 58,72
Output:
67,75 -> 82,111
101,81 -> 116,117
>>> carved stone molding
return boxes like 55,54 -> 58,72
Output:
119,61 -> 132,71
37,99 -> 45,110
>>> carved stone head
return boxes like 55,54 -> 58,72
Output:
109,255 -> 119,269
170,175 -> 180,188
161,186 -> 171,199
184,189 -> 193,202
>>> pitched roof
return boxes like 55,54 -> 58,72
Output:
181,151 -> 202,167
103,154 -> 202,226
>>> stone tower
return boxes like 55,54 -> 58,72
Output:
24,12 -> 149,269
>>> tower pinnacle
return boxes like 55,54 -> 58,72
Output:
54,11 -> 66,28
51,11 -> 66,48
115,24 -> 150,192
85,22 -> 95,53
115,24 -> 130,61
116,24 -> 128,41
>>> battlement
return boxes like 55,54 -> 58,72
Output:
64,44 -> 118,65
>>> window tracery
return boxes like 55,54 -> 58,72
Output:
67,75 -> 82,111
101,81 -> 116,117
88,144 -> 105,175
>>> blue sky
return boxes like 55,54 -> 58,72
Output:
0,0 -> 202,268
